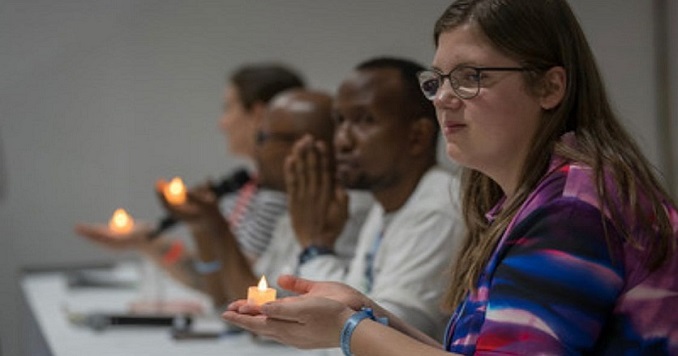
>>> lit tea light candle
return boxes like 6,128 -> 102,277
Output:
163,177 -> 187,206
247,275 -> 277,306
108,208 -> 135,234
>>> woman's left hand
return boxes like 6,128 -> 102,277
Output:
222,275 -> 369,349
224,296 -> 353,349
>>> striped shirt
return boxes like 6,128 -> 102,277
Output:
445,141 -> 678,354
219,181 -> 287,260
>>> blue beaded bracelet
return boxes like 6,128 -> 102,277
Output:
340,307 -> 388,356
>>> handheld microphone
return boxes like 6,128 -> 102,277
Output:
147,168 -> 251,240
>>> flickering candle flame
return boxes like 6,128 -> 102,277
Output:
247,275 -> 276,306
108,208 -> 135,234
163,177 -> 187,205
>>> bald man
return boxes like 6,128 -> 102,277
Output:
185,88 -> 352,306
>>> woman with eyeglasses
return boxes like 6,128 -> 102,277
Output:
222,1 -> 678,354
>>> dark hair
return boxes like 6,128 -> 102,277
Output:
435,0 -> 676,309
355,57 -> 439,140
229,63 -> 305,111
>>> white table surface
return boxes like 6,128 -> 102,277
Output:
21,262 -> 332,356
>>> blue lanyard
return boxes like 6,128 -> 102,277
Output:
363,225 -> 384,293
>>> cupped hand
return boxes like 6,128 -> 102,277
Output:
222,275 -> 371,349
276,275 -> 368,310
155,180 -> 223,231
225,275 -> 369,314
224,296 -> 353,349
74,222 -> 154,251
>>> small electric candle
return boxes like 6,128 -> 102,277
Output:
108,208 -> 135,234
163,177 -> 187,205
247,275 -> 277,306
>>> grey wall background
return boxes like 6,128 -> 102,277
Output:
668,0 -> 678,197
0,1 -> 674,355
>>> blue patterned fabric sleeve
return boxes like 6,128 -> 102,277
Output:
475,198 -> 626,354
446,156 -> 678,355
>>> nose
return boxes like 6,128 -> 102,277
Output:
219,112 -> 228,128
433,81 -> 463,109
333,122 -> 354,153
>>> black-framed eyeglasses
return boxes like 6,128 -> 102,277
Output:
417,66 -> 530,100
255,131 -> 299,145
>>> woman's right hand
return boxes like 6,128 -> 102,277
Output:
277,274 -> 369,309
74,222 -> 154,251
224,275 -> 448,355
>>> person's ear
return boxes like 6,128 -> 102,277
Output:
409,117 -> 436,155
539,66 -> 566,110
250,101 -> 267,126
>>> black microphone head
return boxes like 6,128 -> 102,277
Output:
211,168 -> 251,198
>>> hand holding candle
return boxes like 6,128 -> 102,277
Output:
163,177 -> 187,206
108,208 -> 135,234
247,275 -> 277,306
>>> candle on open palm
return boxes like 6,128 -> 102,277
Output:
247,275 -> 277,306
163,177 -> 187,205
108,208 -> 134,234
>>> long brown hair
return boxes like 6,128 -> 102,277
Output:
437,0 -> 676,310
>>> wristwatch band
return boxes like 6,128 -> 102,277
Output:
298,245 -> 335,265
